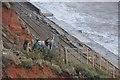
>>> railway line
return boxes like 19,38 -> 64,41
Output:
9,2 -> 120,78
13,2 -> 89,66
13,2 -> 78,48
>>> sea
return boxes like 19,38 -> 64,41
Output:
30,2 -> 118,55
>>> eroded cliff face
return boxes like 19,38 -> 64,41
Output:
1,3 -> 68,79
2,2 -> 110,79
2,4 -> 32,50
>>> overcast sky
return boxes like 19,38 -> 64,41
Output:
29,0 -> 119,2
1,0 -> 120,2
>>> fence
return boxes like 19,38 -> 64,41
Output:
62,46 -> 119,78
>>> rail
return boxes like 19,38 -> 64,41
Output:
13,2 -> 120,78
64,47 -> 119,78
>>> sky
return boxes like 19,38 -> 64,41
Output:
1,0 -> 120,2
29,0 -> 119,2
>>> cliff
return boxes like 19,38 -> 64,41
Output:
1,2 -> 119,79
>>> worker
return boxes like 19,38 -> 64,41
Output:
23,39 -> 29,51
45,38 -> 52,49
32,39 -> 41,50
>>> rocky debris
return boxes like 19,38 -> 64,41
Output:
51,63 -> 62,74
13,51 -> 25,56
33,11 -> 43,20
18,56 -> 27,60
2,32 -> 7,37
34,59 -> 43,69
61,68 -> 70,76
3,48 -> 21,65
68,67 -> 76,76
43,61 -> 63,74
43,60 -> 51,66
2,27 -> 15,45
19,18 -> 26,29
75,68 -> 83,78
2,2 -> 11,9
13,51 -> 27,60
2,57 -> 11,72
13,51 -> 21,55
19,17 -> 31,35
61,66 -> 76,76
3,42 -> 12,49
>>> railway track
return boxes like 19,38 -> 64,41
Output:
13,2 -> 88,62
14,2 -> 97,68
11,2 -> 119,78
13,2 -> 77,48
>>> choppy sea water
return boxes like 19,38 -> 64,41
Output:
33,2 -> 118,55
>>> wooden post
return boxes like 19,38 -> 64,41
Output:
80,47 -> 84,64
63,47 -> 66,64
59,47 -> 62,56
112,66 -> 115,78
99,55 -> 102,69
86,48 -> 88,64
106,61 -> 109,75
78,48 -> 82,63
64,47 -> 68,64
80,49 -> 83,64
92,52 -> 95,67
51,34 -> 55,50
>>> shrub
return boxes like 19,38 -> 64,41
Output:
21,59 -> 33,69
73,64 -> 110,79
41,73 -> 49,79
74,64 -> 98,78
25,50 -> 43,60
6,71 -> 11,78
35,60 -> 44,70
95,68 -> 109,78
17,73 -> 27,79
42,48 -> 56,62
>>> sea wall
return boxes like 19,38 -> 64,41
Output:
25,2 -> 40,14
19,2 -> 120,78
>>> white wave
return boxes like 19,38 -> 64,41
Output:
34,2 -> 118,55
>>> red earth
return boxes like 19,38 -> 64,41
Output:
2,6 -> 32,44
3,63 -> 58,78
2,6 -> 69,79
0,5 -> 2,24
